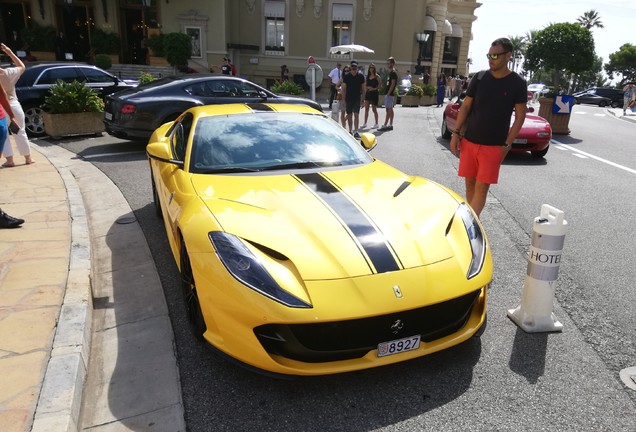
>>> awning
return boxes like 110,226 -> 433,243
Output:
442,19 -> 452,35
452,23 -> 463,38
423,15 -> 437,32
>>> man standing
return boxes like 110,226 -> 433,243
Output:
341,61 -> 366,138
220,57 -> 232,75
378,57 -> 398,131
623,82 -> 634,115
449,37 -> 527,217
328,63 -> 341,109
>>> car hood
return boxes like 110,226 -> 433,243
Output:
191,161 -> 463,280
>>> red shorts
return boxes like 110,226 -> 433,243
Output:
458,138 -> 506,184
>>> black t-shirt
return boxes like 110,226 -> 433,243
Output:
343,72 -> 365,102
386,70 -> 398,94
221,64 -> 232,75
465,71 -> 527,146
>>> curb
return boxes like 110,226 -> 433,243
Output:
606,107 -> 636,124
31,145 -> 93,432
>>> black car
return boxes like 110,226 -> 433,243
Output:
103,75 -> 324,140
572,90 -> 614,107
15,63 -> 135,137
574,87 -> 623,108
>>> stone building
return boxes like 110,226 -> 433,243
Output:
1,0 -> 480,89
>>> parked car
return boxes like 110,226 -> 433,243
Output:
104,74 -> 323,140
14,63 -> 135,137
527,83 -> 549,95
441,94 -> 552,158
572,90 -> 614,107
146,103 -> 492,376
397,77 -> 412,103
574,87 -> 623,108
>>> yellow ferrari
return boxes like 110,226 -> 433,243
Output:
147,103 -> 492,376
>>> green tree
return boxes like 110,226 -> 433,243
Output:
524,23 -> 595,91
605,43 -> 636,84
577,9 -> 604,30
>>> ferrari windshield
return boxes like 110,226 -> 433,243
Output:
189,112 -> 373,173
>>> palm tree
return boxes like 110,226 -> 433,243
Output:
508,35 -> 527,73
577,10 -> 604,30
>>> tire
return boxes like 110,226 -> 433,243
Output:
531,146 -> 549,158
441,116 -> 452,139
180,241 -> 207,340
23,104 -> 46,137
611,101 -> 620,108
151,175 -> 162,218
599,101 -> 608,107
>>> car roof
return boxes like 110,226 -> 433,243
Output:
187,102 -> 323,118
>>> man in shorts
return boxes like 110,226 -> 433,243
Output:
379,57 -> 398,131
342,60 -> 366,138
449,38 -> 527,217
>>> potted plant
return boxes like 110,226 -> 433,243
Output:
419,83 -> 436,106
538,89 -> 572,134
147,33 -> 169,66
42,80 -> 105,139
163,32 -> 191,69
401,84 -> 423,107
21,23 -> 56,61
270,80 -> 304,95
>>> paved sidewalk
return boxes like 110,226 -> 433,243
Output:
607,107 -> 636,123
0,140 -> 185,431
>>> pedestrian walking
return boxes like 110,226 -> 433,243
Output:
623,82 -> 635,115
362,63 -> 379,129
328,63 -> 341,109
338,65 -> 350,128
0,77 -> 23,228
0,43 -> 34,167
436,73 -> 446,107
449,37 -> 527,217
378,57 -> 398,131
342,61 -> 366,137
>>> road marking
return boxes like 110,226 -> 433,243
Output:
551,140 -> 636,175
81,151 -> 145,159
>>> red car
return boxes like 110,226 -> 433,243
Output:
441,95 -> 552,158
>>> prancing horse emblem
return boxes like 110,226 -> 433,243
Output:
392,285 -> 403,298
391,319 -> 404,334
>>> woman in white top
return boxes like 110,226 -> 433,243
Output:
0,43 -> 33,167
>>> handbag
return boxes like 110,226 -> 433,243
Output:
629,100 -> 635,109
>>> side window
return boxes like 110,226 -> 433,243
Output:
185,82 -> 210,97
171,113 -> 194,162
208,80 -> 232,97
36,67 -> 82,85
80,68 -> 115,84
238,81 -> 261,98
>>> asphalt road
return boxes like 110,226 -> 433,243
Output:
52,103 -> 636,431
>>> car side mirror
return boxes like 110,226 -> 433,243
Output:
147,142 -> 184,168
359,132 -> 377,151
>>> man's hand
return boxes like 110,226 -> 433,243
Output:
450,134 -> 461,155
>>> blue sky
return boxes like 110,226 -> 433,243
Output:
470,0 -> 635,82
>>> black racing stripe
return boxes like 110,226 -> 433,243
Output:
247,103 -> 275,111
296,172 -> 401,274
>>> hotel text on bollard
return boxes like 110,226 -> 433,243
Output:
508,204 -> 568,333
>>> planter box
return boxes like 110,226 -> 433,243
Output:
43,112 -> 105,139
419,95 -> 435,106
149,56 -> 170,66
31,51 -> 55,61
538,97 -> 572,134
401,95 -> 420,107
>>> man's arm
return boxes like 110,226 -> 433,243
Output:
449,96 -> 473,155
505,102 -> 527,146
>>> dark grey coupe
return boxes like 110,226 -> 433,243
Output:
104,74 -> 323,140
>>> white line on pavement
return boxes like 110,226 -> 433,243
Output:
551,140 -> 636,175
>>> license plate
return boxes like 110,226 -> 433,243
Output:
513,138 -> 527,144
104,112 -> 113,120
377,335 -> 421,357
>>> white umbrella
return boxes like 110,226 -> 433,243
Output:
329,44 -> 375,54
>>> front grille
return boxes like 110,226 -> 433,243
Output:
254,289 -> 481,363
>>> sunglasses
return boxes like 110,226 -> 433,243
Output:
486,51 -> 509,60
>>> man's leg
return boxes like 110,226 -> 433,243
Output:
465,177 -> 490,217
353,111 -> 359,132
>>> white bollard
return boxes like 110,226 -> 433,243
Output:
508,204 -> 568,333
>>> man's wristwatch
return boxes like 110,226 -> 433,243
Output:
504,143 -> 512,149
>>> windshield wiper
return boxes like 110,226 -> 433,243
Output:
197,166 -> 261,174
259,161 -> 342,171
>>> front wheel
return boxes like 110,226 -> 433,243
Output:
180,241 -> 207,340
441,116 -> 452,139
599,101 -> 608,107
23,104 -> 46,137
531,146 -> 549,158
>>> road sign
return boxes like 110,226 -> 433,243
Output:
305,63 -> 323,86
552,95 -> 574,114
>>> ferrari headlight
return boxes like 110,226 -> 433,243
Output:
209,232 -> 311,308
457,203 -> 486,279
